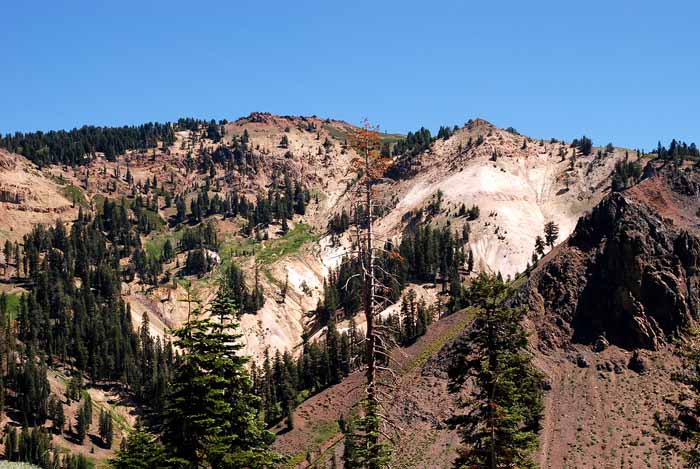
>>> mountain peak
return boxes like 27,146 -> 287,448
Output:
465,117 -> 496,130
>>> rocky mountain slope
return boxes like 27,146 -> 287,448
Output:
503,161 -> 700,468
0,149 -> 78,244
273,161 -> 698,468
371,119 -> 629,279
2,112 -> 693,467
522,161 -> 700,351
0,113 -> 631,361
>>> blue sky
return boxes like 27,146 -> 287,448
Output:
2,0 -> 698,150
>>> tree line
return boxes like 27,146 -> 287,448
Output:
1,123 -> 176,166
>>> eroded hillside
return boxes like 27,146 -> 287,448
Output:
0,114 -> 633,362
370,119 -> 631,279
0,113 -> 690,468
274,161 -> 695,468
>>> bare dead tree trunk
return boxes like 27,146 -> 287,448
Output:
348,120 -> 394,468
364,141 -> 380,464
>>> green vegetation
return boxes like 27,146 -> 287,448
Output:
612,158 -> 643,191
144,230 -> 183,259
1,292 -> 21,320
61,184 -> 87,207
256,223 -> 318,265
159,290 -> 280,467
286,421 -> 341,469
142,208 -> 165,231
94,194 -> 165,238
448,274 -> 544,469
544,221 -> 559,249
572,135 -> 593,156
1,121 -> 175,166
312,420 -> 341,446
379,132 -> 405,148
218,235 -> 258,267
322,123 -> 349,142
404,307 -> 476,374
261,267 -> 282,288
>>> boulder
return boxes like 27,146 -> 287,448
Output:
628,350 -> 648,374
576,354 -> 590,368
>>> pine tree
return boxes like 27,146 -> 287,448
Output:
326,318 -> 342,385
449,274 -> 544,469
5,425 -> 18,460
534,235 -> 546,258
99,409 -> 114,448
281,210 -> 289,234
175,196 -> 186,223
161,290 -> 280,468
162,239 -> 174,262
109,428 -> 168,469
543,222 -> 559,249
76,404 -> 88,443
50,395 -> 65,434
3,240 -> 11,276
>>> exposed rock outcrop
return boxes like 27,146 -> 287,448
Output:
523,164 -> 700,351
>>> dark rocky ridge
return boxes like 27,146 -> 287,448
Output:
521,163 -> 700,351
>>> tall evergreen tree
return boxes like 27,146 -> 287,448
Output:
534,235 -> 546,258
99,409 -> 114,448
161,290 -> 279,468
543,222 -> 559,250
448,274 -> 544,469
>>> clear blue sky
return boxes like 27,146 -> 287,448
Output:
2,0 -> 698,150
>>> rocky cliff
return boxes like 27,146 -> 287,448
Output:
522,162 -> 700,350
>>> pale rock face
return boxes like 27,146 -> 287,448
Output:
371,122 -> 628,279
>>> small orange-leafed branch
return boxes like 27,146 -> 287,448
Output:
349,119 -> 391,186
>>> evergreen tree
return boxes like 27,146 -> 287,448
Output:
326,318 -> 342,385
76,403 -> 88,444
543,222 -> 559,249
175,196 -> 187,223
183,248 -> 211,277
50,395 -> 65,434
162,239 -> 174,262
161,290 -> 280,468
573,135 -> 593,155
15,351 -> 50,425
3,240 -> 11,275
99,409 -> 114,448
448,274 -> 544,469
5,424 -> 18,460
16,426 -> 52,467
110,428 -> 168,469
534,235 -> 546,258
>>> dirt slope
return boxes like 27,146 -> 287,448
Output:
0,149 -> 77,244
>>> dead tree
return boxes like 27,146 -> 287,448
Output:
348,120 -> 395,467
